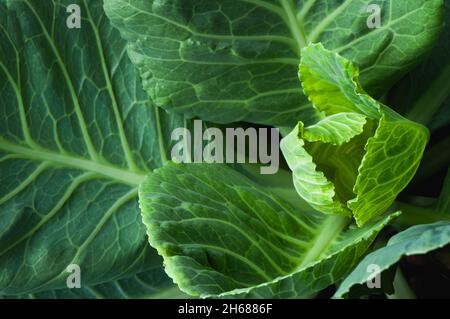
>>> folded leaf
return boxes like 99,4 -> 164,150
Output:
300,44 -> 380,119
104,0 -> 443,126
0,0 -> 183,294
334,221 -> 450,298
349,113 -> 430,226
139,162 -> 398,298
302,113 -> 367,146
282,44 -> 429,226
281,125 -> 351,216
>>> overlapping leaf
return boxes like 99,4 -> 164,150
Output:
281,44 -> 429,226
104,0 -> 443,126
301,113 -> 367,146
348,113 -> 430,226
335,221 -> 450,298
139,162 -> 398,298
281,124 -> 351,216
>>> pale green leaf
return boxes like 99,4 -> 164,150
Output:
139,162 -> 398,298
104,0 -> 443,126
302,113 -> 367,146
334,221 -> 450,298
282,43 -> 429,226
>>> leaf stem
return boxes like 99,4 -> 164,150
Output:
414,135 -> 450,182
388,268 -> 416,299
236,164 -> 313,211
0,138 -> 146,186
405,62 -> 450,126
392,201 -> 448,227
280,0 -> 308,55
298,215 -> 350,269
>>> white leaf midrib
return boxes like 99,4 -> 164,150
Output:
83,0 -> 140,173
0,138 -> 145,186
279,0 -> 308,56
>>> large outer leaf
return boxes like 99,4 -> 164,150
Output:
399,1 -> 450,130
334,221 -> 450,298
1,268 -> 186,299
139,162 -> 398,298
103,0 -> 443,127
301,113 -> 367,146
0,0 -> 181,295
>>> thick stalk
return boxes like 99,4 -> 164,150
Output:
298,215 -> 350,269
388,268 -> 416,299
406,62 -> 450,126
392,202 -> 448,227
414,135 -> 450,182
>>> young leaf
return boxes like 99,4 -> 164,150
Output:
281,44 -> 429,226
334,221 -> 450,298
0,0 -> 181,294
104,0 -> 443,126
139,162 -> 398,298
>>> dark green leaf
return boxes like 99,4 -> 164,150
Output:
104,0 -> 443,126
282,44 -> 429,226
398,1 -> 450,129
0,0 -> 183,295
1,268 -> 186,299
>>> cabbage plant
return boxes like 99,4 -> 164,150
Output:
0,0 -> 448,299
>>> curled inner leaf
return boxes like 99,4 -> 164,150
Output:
281,44 -> 430,226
